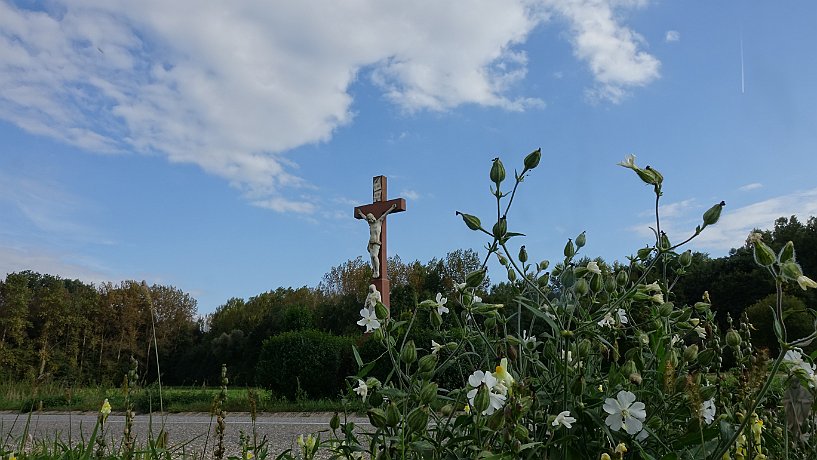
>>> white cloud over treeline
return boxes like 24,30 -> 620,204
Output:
0,1 -> 662,211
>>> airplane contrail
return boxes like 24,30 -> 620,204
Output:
740,32 -> 745,94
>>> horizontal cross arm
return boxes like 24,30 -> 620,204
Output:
354,198 -> 406,219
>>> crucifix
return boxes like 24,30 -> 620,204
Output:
354,175 -> 406,308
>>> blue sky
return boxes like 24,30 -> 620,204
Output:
1,1 -> 816,314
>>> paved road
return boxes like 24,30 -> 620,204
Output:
0,411 -> 370,458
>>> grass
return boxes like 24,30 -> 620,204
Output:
0,382 -> 348,413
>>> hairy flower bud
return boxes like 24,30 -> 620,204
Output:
367,408 -> 387,429
778,241 -> 795,263
466,268 -> 487,288
575,231 -> 586,248
492,217 -> 507,239
620,360 -> 637,377
574,278 -> 589,296
679,250 -> 692,267
456,212 -> 482,231
726,329 -> 742,348
781,260 -> 804,280
419,382 -> 438,405
645,166 -> 663,185
577,339 -> 592,359
561,267 -> 576,288
429,309 -> 442,329
407,406 -> 429,433
385,402 -> 400,428
507,268 -> 517,282
683,344 -> 699,362
702,201 -> 725,227
330,412 -> 340,431
697,349 -> 715,367
518,245 -> 528,263
637,246 -> 653,261
753,241 -> 776,267
564,239 -> 576,258
616,271 -> 629,286
400,340 -> 417,364
474,384 -> 490,414
490,158 -> 506,185
418,354 -> 438,374
375,302 -> 389,320
523,148 -> 541,170
604,276 -> 617,293
590,274 -> 603,293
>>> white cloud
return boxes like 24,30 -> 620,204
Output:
546,0 -> 661,103
401,189 -> 421,200
0,244 -> 112,285
0,1 -> 660,212
739,182 -> 763,192
665,30 -> 680,42
638,198 -> 697,219
631,188 -> 817,252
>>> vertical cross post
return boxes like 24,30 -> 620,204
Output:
354,176 -> 406,308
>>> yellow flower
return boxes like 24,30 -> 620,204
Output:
601,454 -> 612,460
463,404 -> 471,415
100,398 -> 112,421
9,454 -> 18,460
615,442 -> 628,453
493,357 -> 515,394
245,452 -> 254,460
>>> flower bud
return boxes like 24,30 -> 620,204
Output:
367,408 -> 387,428
492,217 -> 507,239
440,404 -> 453,416
497,254 -> 508,266
418,354 -> 438,374
474,384 -> 490,414
564,239 -> 575,258
419,382 -> 438,405
726,329 -> 742,348
629,373 -> 643,385
660,232 -> 670,250
456,212 -> 482,231
616,271 -> 629,286
523,148 -> 541,170
330,413 -> 340,431
538,260 -> 550,271
490,158 -> 506,185
683,344 -> 699,362
658,302 -> 673,317
697,349 -> 715,367
702,201 -> 725,227
375,302 -> 389,320
518,245 -> 528,263
484,316 -> 496,329
620,360 -> 637,377
561,267 -> 575,288
400,340 -> 417,364
573,278 -> 589,296
590,274 -> 603,293
778,241 -> 795,263
578,339 -> 592,358
635,167 -> 659,186
429,309 -> 442,329
637,246 -> 653,261
385,402 -> 400,428
406,406 -> 428,432
645,166 -> 663,185
604,276 -> 617,293
514,424 -> 530,441
679,250 -> 692,267
575,231 -> 586,248
781,261 -> 804,280
466,269 -> 487,288
752,241 -> 776,267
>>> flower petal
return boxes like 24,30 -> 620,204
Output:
623,416 -> 643,435
605,413 -> 623,431
629,402 -> 646,420
617,390 -> 636,407
603,398 -> 620,415
468,371 -> 485,388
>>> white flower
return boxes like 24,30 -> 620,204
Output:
435,293 -> 449,315
455,282 -> 467,291
651,293 -> 665,304
431,340 -> 444,355
357,307 -> 381,332
598,312 -> 615,328
784,349 -> 816,376
586,261 -> 601,275
353,379 -> 368,400
670,335 -> 681,347
701,398 -> 716,425
644,282 -> 661,293
618,154 -> 637,170
521,330 -> 537,348
690,318 -> 700,326
493,357 -> 515,391
797,275 -> 817,290
617,308 -> 629,324
473,295 -> 482,304
603,390 -> 647,435
694,326 -> 707,339
466,370 -> 507,415
552,410 -> 577,429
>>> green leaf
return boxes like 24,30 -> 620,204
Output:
352,345 -> 363,368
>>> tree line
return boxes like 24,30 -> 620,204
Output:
1,216 -> 814,389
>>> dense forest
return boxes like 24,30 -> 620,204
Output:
1,216 -> 814,394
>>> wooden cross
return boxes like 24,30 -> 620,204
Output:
354,176 -> 406,308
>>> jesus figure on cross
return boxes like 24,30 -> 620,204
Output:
357,203 -> 397,278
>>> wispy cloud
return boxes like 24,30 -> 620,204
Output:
401,189 -> 421,200
639,198 -> 697,219
665,30 -> 680,43
0,244 -> 112,285
632,188 -> 817,252
739,183 -> 763,192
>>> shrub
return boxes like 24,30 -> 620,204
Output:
746,293 -> 814,355
256,330 -> 355,399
